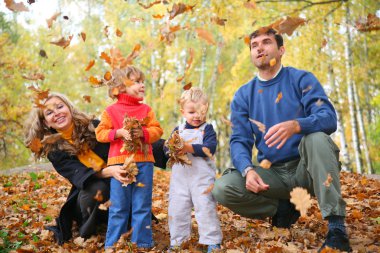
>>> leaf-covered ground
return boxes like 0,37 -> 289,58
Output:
0,169 -> 379,252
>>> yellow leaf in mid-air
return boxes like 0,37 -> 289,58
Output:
85,60 -> 95,71
290,187 -> 312,217
269,58 -> 276,67
275,92 -> 283,104
136,182 -> 145,187
259,159 -> 272,169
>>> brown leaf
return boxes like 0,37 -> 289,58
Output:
50,35 -> 73,49
22,73 -> 45,81
275,92 -> 283,104
185,48 -> 194,71
137,0 -> 161,9
168,3 -> 195,20
195,28 -> 215,45
249,118 -> 266,133
104,25 -> 109,38
116,28 -> 123,37
202,184 -> 214,194
41,133 -> 62,145
269,16 -> 307,36
290,187 -> 312,217
356,13 -> 380,32
80,32 -> 86,42
39,49 -> 48,58
84,60 -> 95,71
243,0 -> 256,9
29,138 -> 42,153
211,16 -> 227,26
130,17 -> 145,22
323,173 -> 333,188
259,159 -> 272,169
46,12 -> 61,29
183,82 -> 192,90
4,0 -> 28,12
83,95 -> 91,103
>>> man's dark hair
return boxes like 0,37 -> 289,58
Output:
249,28 -> 284,49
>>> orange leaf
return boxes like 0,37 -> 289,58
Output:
176,75 -> 185,82
93,190 -> 104,202
124,79 -> 135,87
270,16 -> 307,36
211,16 -> 227,26
46,12 -> 61,29
243,35 -> 250,46
269,58 -> 276,67
4,0 -> 28,12
136,182 -> 145,187
104,71 -> 112,81
185,48 -> 194,71
259,159 -> 272,169
290,187 -> 312,217
100,52 -> 112,65
275,92 -> 283,104
152,14 -> 165,19
29,138 -> 42,153
83,95 -> 91,103
88,76 -> 102,86
21,204 -> 31,211
351,209 -> 363,220
217,64 -> 224,74
183,82 -> 192,90
168,3 -> 195,20
50,35 -> 73,49
195,28 -> 215,45
84,60 -> 95,71
202,184 -> 214,194
80,32 -> 86,42
116,28 -> 123,37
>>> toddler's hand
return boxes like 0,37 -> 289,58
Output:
116,128 -> 131,140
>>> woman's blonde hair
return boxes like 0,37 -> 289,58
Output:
107,66 -> 145,99
178,87 -> 209,109
24,92 -> 97,159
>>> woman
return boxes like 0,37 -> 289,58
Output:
24,92 -> 167,245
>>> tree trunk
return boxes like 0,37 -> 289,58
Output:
344,2 -> 362,173
208,36 -> 223,116
199,47 -> 207,89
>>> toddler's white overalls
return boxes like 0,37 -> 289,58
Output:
168,123 -> 222,246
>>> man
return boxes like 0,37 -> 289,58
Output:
212,28 -> 351,252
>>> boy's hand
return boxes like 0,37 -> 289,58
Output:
116,128 -> 131,140
131,128 -> 144,138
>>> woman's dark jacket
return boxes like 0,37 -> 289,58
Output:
45,120 -> 168,244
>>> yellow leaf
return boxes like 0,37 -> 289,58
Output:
290,187 -> 312,217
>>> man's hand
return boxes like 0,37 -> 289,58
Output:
116,128 -> 131,140
246,169 -> 269,193
264,120 -> 301,149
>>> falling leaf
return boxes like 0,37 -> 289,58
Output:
258,89 -> 263,94
4,0 -> 29,12
39,49 -> 48,58
50,35 -> 73,49
22,73 -> 45,81
83,95 -> 91,103
116,28 -> 123,37
137,0 -> 161,9
27,0 -> 35,4
323,173 -> 333,187
195,28 -> 216,45
269,58 -> 276,67
290,187 -> 312,217
125,44 -> 141,65
211,16 -> 227,26
136,182 -> 145,187
202,184 -> 214,194
176,74 -> 185,82
80,32 -> 86,42
321,39 -> 328,48
99,200 -> 112,210
243,35 -> 250,46
93,190 -> 103,202
302,85 -> 312,93
183,82 -> 192,90
63,15 -> 69,20
46,12 -> 61,29
152,14 -> 165,19
259,159 -> 272,169
185,48 -> 194,71
104,71 -> 112,81
217,64 -> 224,74
41,133 -> 62,145
100,51 -> 112,65
29,138 -> 42,153
356,13 -> 380,32
269,16 -> 307,36
130,17 -> 145,22
104,25 -> 109,38
88,76 -> 103,86
249,118 -> 266,133
168,3 -> 195,20
84,60 -> 95,71
316,98 -> 324,106
275,92 -> 283,104
243,0 -> 256,9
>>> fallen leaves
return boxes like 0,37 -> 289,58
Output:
290,187 -> 312,217
165,131 -> 192,168
121,155 -> 139,186
50,35 -> 73,49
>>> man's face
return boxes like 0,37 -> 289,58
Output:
250,34 -> 284,69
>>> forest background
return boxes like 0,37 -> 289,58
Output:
0,0 -> 379,175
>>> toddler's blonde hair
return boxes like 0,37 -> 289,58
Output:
178,87 -> 209,109
107,66 -> 145,99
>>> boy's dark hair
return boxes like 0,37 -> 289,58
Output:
249,27 -> 284,49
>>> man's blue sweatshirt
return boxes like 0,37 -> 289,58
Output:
230,67 -> 337,173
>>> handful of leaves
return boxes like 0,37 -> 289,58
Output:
120,115 -> 149,157
164,130 -> 192,168
121,155 -> 139,187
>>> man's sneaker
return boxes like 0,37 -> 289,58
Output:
271,199 -> 300,228
207,244 -> 221,253
318,228 -> 351,252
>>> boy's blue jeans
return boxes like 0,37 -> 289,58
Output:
105,162 -> 154,248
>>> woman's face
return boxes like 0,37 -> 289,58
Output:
43,97 -> 73,131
